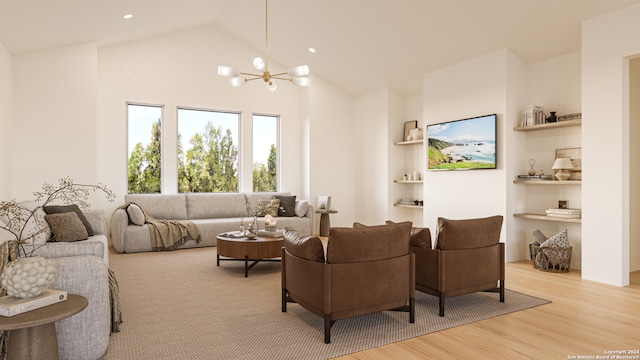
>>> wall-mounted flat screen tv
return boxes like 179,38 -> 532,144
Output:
427,114 -> 497,171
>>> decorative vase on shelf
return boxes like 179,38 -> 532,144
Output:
546,111 -> 557,123
0,255 -> 55,298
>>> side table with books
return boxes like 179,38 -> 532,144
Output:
0,291 -> 87,360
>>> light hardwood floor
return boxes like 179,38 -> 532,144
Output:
337,262 -> 640,360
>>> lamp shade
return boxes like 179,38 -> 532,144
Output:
228,77 -> 246,87
292,77 -> 311,86
253,57 -> 265,72
287,65 -> 310,77
218,65 -> 240,77
552,157 -> 574,170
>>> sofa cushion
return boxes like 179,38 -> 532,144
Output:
16,201 -> 50,246
125,194 -> 188,220
327,222 -> 411,264
44,204 -> 94,236
436,215 -> 503,250
186,193 -> 248,219
274,195 -> 296,217
385,220 -> 432,249
294,199 -> 308,217
256,198 -> 280,217
126,204 -> 146,225
245,192 -> 290,215
283,227 -> 324,263
45,212 -> 89,242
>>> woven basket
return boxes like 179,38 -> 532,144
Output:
530,244 -> 572,273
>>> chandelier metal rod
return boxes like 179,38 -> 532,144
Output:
265,0 -> 269,72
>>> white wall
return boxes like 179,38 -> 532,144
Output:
422,49 -> 509,248
308,75 -> 355,230
354,88 -> 391,224
97,25 -> 308,217
12,42 -> 98,201
629,58 -> 640,272
582,3 -> 640,286
0,41 -> 11,200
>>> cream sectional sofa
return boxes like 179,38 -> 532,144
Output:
110,192 -> 314,253
1,208 -> 111,360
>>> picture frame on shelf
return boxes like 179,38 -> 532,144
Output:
403,120 -> 418,141
317,196 -> 331,211
555,147 -> 582,180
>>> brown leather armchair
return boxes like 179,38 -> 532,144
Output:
410,215 -> 504,316
281,222 -> 415,343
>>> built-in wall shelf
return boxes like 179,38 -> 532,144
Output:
513,213 -> 582,224
513,118 -> 581,132
513,179 -> 582,185
394,204 -> 423,209
394,180 -> 423,184
393,139 -> 423,146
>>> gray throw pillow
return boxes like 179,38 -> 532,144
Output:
294,200 -> 308,217
45,212 -> 89,242
127,204 -> 146,226
44,204 -> 94,236
274,195 -> 296,217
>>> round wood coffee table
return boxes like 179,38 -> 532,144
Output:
216,233 -> 284,277
0,293 -> 88,360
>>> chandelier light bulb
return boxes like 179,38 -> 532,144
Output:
292,77 -> 311,86
253,57 -> 266,71
229,77 -> 246,87
287,65 -> 310,77
268,82 -> 277,92
218,65 -> 241,77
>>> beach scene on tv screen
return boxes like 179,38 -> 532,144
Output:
427,114 -> 496,170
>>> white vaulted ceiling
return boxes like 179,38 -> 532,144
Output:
1,0 -> 639,96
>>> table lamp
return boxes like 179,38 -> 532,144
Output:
552,157 -> 574,181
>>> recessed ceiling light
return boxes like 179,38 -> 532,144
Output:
309,48 -> 316,53
124,14 -> 133,19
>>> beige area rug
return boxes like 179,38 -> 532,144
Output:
101,247 -> 549,360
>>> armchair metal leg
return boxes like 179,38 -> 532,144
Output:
324,315 -> 332,344
410,297 -> 415,323
439,293 -> 445,317
282,289 -> 287,312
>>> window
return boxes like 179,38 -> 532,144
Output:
127,104 -> 163,194
178,108 -> 239,193
252,114 -> 279,192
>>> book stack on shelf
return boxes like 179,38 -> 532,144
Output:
546,208 -> 582,219
0,289 -> 67,317
397,198 -> 414,206
517,175 -> 554,180
521,105 -> 545,126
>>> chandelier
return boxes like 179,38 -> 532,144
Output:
217,0 -> 310,91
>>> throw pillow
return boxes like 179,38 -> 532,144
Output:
274,195 -> 296,217
283,227 -> 325,263
0,218 -> 13,245
127,204 -> 146,226
16,201 -> 50,246
43,204 -> 94,236
257,198 -> 280,217
294,200 -> 309,217
386,220 -> 431,248
539,229 -> 571,265
45,212 -> 89,242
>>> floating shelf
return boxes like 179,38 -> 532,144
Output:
513,118 -> 581,132
393,139 -> 423,146
394,180 -> 423,184
394,204 -> 423,209
513,179 -> 581,185
513,213 -> 582,224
